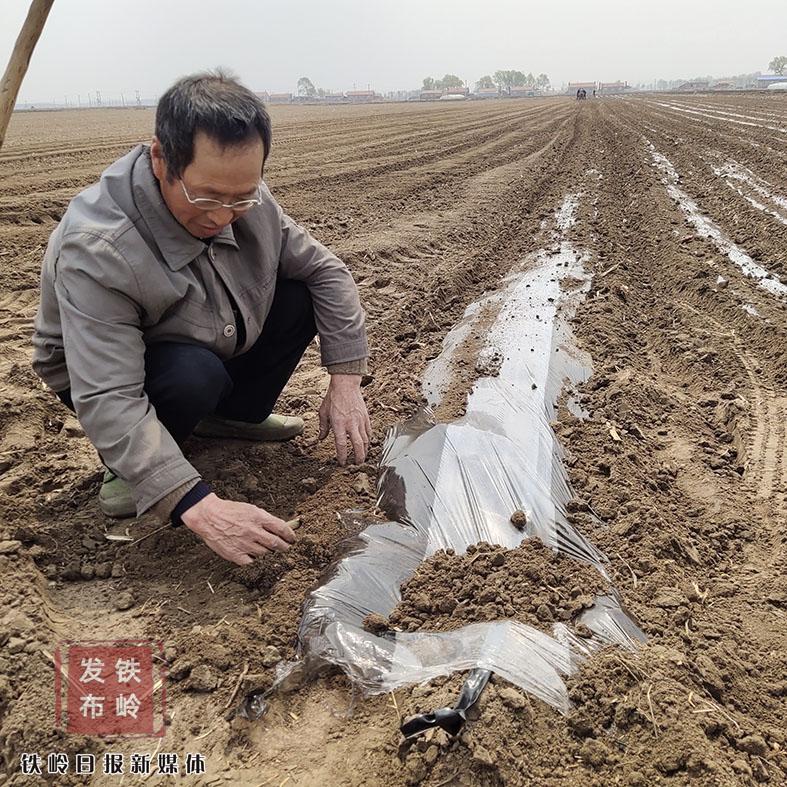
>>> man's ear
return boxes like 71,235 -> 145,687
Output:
150,137 -> 166,181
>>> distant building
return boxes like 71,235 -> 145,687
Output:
757,75 -> 787,87
676,81 -> 709,92
444,87 -> 469,97
346,90 -> 376,103
473,87 -> 500,99
267,92 -> 292,104
419,90 -> 442,101
711,82 -> 734,91
567,81 -> 597,95
509,85 -> 537,98
599,81 -> 628,94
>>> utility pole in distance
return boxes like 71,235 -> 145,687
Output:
0,0 -> 56,150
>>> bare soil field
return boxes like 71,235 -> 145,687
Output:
1,94 -> 786,785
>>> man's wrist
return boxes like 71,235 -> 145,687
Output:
329,373 -> 362,389
171,481 -> 212,527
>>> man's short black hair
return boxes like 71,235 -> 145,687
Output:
155,69 -> 271,179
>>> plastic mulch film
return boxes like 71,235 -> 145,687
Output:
291,397 -> 644,704
378,381 -> 604,568
244,198 -> 645,724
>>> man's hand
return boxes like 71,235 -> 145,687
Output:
318,374 -> 371,465
181,493 -> 296,566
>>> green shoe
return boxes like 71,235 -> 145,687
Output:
193,413 -> 305,442
98,470 -> 136,519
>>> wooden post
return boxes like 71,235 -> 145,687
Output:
0,0 -> 56,151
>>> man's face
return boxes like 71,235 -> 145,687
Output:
151,131 -> 264,240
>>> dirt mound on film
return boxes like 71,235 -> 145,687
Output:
387,539 -> 608,636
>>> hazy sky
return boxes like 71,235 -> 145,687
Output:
3,0 -> 786,102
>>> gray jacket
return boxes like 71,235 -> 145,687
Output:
32,145 -> 368,513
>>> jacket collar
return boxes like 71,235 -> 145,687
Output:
132,145 -> 238,271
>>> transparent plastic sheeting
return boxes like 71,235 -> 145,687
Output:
378,384 -> 603,567
295,402 -> 644,710
247,196 -> 645,720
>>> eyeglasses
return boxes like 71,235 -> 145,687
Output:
179,180 -> 263,213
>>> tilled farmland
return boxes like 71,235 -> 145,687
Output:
0,95 -> 786,785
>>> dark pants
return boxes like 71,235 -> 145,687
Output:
58,279 -> 317,443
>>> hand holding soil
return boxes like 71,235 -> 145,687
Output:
180,493 -> 296,565
318,374 -> 372,465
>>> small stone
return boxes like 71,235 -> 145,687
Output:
567,710 -> 595,738
657,750 -> 685,774
490,552 -> 505,567
163,645 -> 177,663
352,473 -> 374,496
94,562 -> 112,579
186,664 -> 217,693
111,562 -> 124,578
0,540 -> 21,555
731,759 -> 752,777
498,686 -> 527,710
471,744 -> 496,768
261,645 -> 282,668
300,477 -> 318,493
61,562 -> 81,581
80,564 -> 95,580
510,510 -> 528,530
423,745 -> 439,766
736,735 -> 768,756
6,637 -> 26,654
114,592 -> 135,611
362,613 -> 389,634
576,595 -> 595,609
61,416 -> 84,437
437,597 -> 457,614
168,658 -> 193,681
536,604 -> 554,622
766,681 -> 787,696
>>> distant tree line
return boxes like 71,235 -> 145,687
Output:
421,74 -> 465,91
421,71 -> 550,93
297,71 -> 554,98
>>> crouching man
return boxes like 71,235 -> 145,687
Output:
32,70 -> 371,566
